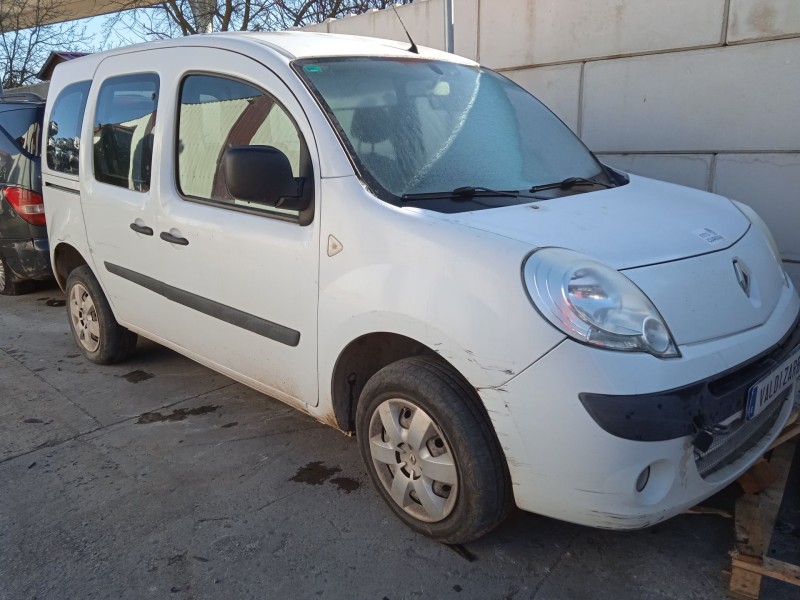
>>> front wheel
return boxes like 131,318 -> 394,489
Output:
356,356 -> 512,544
66,266 -> 138,364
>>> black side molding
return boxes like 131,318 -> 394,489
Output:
104,262 -> 300,347
45,181 -> 80,195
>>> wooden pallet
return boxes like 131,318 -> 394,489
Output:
728,410 -> 800,599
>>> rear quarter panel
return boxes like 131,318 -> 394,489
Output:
41,63 -> 100,287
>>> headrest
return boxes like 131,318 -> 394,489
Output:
350,106 -> 391,145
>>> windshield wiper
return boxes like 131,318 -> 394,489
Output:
529,177 -> 613,193
402,186 -> 528,201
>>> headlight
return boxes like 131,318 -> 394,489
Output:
732,200 -> 789,287
523,248 -> 680,357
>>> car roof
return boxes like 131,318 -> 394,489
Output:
0,94 -> 45,108
0,103 -> 45,118
51,31 -> 477,77
236,31 -> 476,64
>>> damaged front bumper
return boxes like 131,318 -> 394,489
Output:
479,283 -> 799,530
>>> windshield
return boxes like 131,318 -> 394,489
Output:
295,57 -> 606,207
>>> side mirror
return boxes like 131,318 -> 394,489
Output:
222,145 -> 308,211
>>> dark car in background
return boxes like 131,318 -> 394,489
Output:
0,92 -> 51,295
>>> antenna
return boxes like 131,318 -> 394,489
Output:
391,3 -> 419,55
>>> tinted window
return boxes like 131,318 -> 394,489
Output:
93,73 -> 159,192
47,81 -> 91,175
0,106 -> 43,191
177,74 -> 309,216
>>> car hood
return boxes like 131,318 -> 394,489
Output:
434,174 -> 750,269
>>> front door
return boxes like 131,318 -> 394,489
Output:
149,48 -> 321,406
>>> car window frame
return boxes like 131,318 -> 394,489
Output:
91,71 -> 160,193
46,80 -> 92,178
174,71 -> 315,226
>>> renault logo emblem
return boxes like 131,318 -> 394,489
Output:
733,259 -> 751,296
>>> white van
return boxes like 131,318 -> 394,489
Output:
43,32 -> 799,543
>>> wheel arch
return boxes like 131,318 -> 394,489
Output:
329,331 -> 492,433
330,332 -> 442,432
52,242 -> 88,292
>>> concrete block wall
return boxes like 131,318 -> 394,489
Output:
299,0 -> 479,60
302,0 -> 800,280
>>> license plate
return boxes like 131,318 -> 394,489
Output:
746,344 -> 800,420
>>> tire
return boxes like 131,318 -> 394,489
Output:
356,356 -> 512,544
66,266 -> 138,364
0,255 -> 34,296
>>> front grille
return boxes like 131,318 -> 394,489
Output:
694,389 -> 790,479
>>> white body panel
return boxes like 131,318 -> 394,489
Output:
624,227 -> 786,345
43,173 -> 90,273
41,32 -> 800,531
440,175 -> 750,269
315,176 -> 563,401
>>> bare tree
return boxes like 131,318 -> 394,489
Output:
102,0 -> 281,40
0,0 -> 92,88
275,1 -> 413,28
102,0 -> 414,43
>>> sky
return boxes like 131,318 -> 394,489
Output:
70,9 -> 154,52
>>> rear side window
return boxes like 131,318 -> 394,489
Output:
93,73 -> 159,192
0,106 -> 43,192
176,74 -> 309,216
47,81 -> 91,175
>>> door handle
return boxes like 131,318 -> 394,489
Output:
160,231 -> 189,246
129,222 -> 154,236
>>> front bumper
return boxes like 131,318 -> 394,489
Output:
479,282 -> 799,529
0,238 -> 52,281
579,313 -> 800,444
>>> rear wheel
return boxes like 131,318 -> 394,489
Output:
356,356 -> 511,544
0,255 -> 34,295
66,266 -> 137,364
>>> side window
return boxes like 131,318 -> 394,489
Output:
47,81 -> 91,175
0,107 -> 42,191
93,73 -> 159,192
177,74 -> 310,216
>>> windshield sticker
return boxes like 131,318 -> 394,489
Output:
694,228 -> 726,245
303,64 -> 322,73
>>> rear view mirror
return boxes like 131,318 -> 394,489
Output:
222,145 -> 308,211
